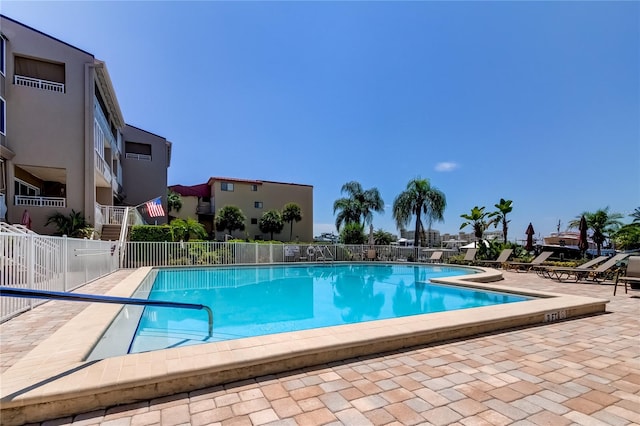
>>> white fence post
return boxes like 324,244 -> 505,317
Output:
63,235 -> 68,291
27,233 -> 34,309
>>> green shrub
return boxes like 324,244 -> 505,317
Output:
129,225 -> 173,242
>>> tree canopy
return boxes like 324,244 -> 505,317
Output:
259,209 -> 285,240
215,205 -> 246,238
460,206 -> 490,246
333,181 -> 384,231
282,202 -> 302,241
393,178 -> 446,247
569,207 -> 623,255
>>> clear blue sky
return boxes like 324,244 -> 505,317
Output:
3,1 -> 638,242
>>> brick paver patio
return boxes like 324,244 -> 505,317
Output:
1,269 -> 638,425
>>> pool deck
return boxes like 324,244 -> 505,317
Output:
1,267 -> 638,425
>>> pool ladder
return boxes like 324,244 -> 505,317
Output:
0,286 -> 214,336
314,245 -> 334,263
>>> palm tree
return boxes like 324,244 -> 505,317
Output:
167,190 -> 182,213
259,210 -> 284,240
392,178 -> 447,247
488,198 -> 513,244
631,207 -> 640,223
169,218 -> 206,241
282,202 -> 302,241
214,205 -> 246,238
333,181 -> 384,231
569,207 -> 624,255
460,206 -> 489,247
45,210 -> 92,238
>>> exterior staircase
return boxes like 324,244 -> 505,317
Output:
100,224 -> 123,241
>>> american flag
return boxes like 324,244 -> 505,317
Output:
145,197 -> 165,218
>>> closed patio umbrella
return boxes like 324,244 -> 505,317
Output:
578,215 -> 589,256
368,224 -> 375,246
21,209 -> 32,230
525,223 -> 535,251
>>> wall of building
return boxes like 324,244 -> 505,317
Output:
211,179 -> 313,242
122,125 -> 170,224
1,16 -> 95,233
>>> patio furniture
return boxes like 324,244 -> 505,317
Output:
459,248 -> 478,265
535,255 -> 608,280
542,253 -> 629,283
614,256 -> 640,295
503,251 -> 553,272
475,249 -> 513,268
421,251 -> 443,263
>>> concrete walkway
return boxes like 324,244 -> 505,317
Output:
1,269 -> 638,425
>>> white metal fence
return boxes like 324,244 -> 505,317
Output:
1,231 -> 119,322
1,231 -> 458,322
122,242 -> 457,268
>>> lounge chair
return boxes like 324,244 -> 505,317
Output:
459,248 -> 478,265
503,251 -> 553,272
543,253 -> 629,283
536,255 -> 608,280
614,256 -> 640,295
476,249 -> 513,268
366,249 -> 376,261
424,251 -> 443,263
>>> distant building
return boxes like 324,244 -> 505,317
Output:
399,229 -> 442,247
440,230 -> 504,246
0,15 -> 170,234
168,183 -> 214,234
170,177 -> 313,242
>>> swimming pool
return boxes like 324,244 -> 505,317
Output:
90,264 -> 530,357
3,266 -> 609,424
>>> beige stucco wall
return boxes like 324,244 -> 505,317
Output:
170,195 -> 198,221
1,16 -> 96,233
211,179 -> 313,242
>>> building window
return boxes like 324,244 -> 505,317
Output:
125,142 -> 152,161
254,201 -> 263,209
0,36 -> 5,76
15,179 -> 40,196
14,56 -> 65,93
250,184 -> 258,191
251,218 -> 258,225
221,182 -> 234,191
0,96 -> 5,135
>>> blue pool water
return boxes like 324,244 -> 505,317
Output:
127,264 -> 530,354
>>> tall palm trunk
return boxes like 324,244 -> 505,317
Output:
414,209 -> 422,247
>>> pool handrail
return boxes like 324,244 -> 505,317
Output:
0,286 -> 214,337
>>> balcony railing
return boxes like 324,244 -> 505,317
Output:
94,99 -> 117,152
14,75 -> 65,93
125,152 -> 152,161
94,151 -> 112,184
15,195 -> 66,208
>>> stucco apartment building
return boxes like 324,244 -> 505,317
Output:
0,15 -> 170,235
170,177 -> 313,242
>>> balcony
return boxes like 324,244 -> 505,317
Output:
196,202 -> 214,215
94,99 -> 117,152
94,151 -> 112,188
125,153 -> 151,161
14,75 -> 65,93
15,195 -> 65,208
